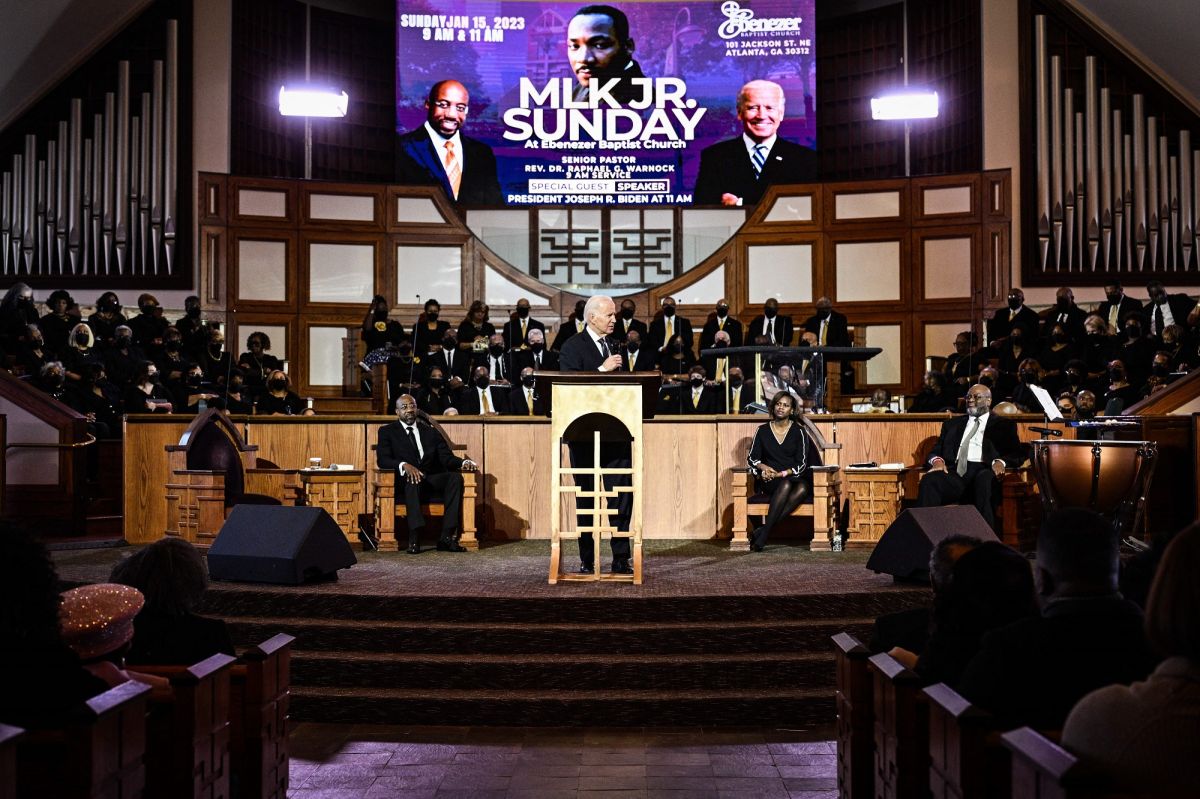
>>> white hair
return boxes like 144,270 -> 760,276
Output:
737,79 -> 785,111
582,295 -> 613,325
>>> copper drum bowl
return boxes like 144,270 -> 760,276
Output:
1031,439 -> 1157,531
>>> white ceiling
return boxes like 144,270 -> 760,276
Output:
0,0 -> 1196,134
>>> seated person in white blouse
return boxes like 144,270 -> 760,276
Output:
746,391 -> 818,551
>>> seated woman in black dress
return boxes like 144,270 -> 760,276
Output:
255,369 -> 314,415
747,391 -> 816,551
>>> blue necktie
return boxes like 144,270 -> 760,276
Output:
752,145 -> 767,178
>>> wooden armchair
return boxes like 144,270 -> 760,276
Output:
371,412 -> 478,551
164,410 -> 301,545
730,415 -> 842,550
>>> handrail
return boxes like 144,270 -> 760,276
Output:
6,433 -> 97,451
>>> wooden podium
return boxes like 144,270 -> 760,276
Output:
536,371 -> 661,585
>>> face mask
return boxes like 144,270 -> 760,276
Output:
626,341 -> 639,353
429,377 -> 445,388
672,342 -> 684,353
1152,363 -> 1171,377
716,305 -> 729,317
74,333 -> 90,346
1019,370 -> 1038,383
763,306 -> 778,319
474,375 -> 490,389
147,372 -> 161,384
690,376 -> 705,387
268,378 -> 287,391
374,309 -> 387,320
489,344 -> 505,357
427,311 -> 439,321
1106,292 -> 1122,304
1052,332 -> 1068,344
1125,325 -> 1141,339
729,377 -> 743,389
18,295 -> 33,305
574,305 -> 585,318
714,341 -> 727,349
1056,298 -> 1071,311
210,341 -> 224,352
398,345 -> 413,357
979,375 -> 995,388
530,342 -> 545,353
186,306 -> 201,318
141,305 -> 157,316
1108,369 -> 1125,382
621,307 -> 635,320
818,309 -> 831,319
443,338 -> 457,350
229,380 -> 244,392
517,307 -> 529,318
1153,294 -> 1167,305
187,375 -> 203,387
116,335 -> 131,348
47,373 -> 65,388
662,306 -> 676,318
165,340 -> 180,353
522,375 -> 537,388
1066,370 -> 1082,383
1007,297 -> 1022,311
1058,404 -> 1074,415
1076,407 -> 1095,419
100,300 -> 119,313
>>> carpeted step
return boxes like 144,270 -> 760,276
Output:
289,649 -> 834,692
227,616 -> 875,655
289,685 -> 836,727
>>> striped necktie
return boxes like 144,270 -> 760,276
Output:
752,144 -> 767,178
444,140 -> 462,199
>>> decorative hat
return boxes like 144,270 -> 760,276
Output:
59,583 -> 144,661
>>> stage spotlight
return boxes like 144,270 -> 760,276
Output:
278,85 -> 349,117
870,90 -> 939,121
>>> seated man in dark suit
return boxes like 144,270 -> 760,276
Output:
455,365 -> 509,415
501,298 -> 545,350
614,297 -> 648,343
1143,280 -> 1194,339
376,395 -> 478,553
985,288 -> 1040,348
748,298 -> 793,346
621,329 -> 653,371
917,383 -> 1023,527
646,296 -> 693,355
693,80 -> 817,206
550,299 -> 588,352
956,507 -> 1158,730
508,367 -> 545,416
514,327 -> 559,372
681,364 -> 719,414
699,299 -> 743,351
700,329 -> 734,385
801,296 -> 850,347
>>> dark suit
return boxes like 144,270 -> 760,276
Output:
412,319 -> 452,355
424,347 -> 471,382
501,316 -> 545,349
620,347 -> 654,372
1039,304 -> 1088,342
394,127 -> 502,205
613,316 -> 648,343
377,421 -> 467,547
917,412 -> 1023,526
693,136 -> 818,206
748,314 -> 794,346
986,305 -> 1040,344
471,350 -> 517,384
802,311 -> 850,347
455,384 -> 510,415
507,385 -> 545,416
647,314 -> 694,353
680,383 -> 720,414
559,331 -> 633,567
1095,296 -> 1143,333
724,381 -> 752,414
551,317 -> 587,351
1143,294 -> 1194,337
514,348 -> 559,373
699,315 -> 744,351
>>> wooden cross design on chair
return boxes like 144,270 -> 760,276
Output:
549,430 -> 642,584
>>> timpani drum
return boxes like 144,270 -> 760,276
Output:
1031,439 -> 1157,536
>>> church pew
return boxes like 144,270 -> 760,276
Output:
137,653 -> 236,799
924,682 -> 1010,799
832,632 -> 873,799
868,652 -> 929,799
15,680 -> 151,799
230,633 -> 293,799
1000,727 -> 1152,799
0,724 -> 21,799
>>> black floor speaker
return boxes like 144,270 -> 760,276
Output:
208,505 -> 357,585
866,506 -> 999,581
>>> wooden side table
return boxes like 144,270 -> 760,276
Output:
843,467 -> 915,548
299,470 -> 364,543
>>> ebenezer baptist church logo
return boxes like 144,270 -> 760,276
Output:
717,1 -> 804,39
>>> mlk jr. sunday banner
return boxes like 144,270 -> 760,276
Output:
395,0 -> 816,206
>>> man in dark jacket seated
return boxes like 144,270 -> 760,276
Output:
955,507 -> 1158,730
377,395 -> 478,553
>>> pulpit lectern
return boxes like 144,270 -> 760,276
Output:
535,371 -> 662,586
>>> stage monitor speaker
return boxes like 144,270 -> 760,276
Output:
208,505 -> 357,585
866,506 -> 998,581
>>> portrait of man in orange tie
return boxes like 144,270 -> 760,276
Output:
394,79 -> 502,205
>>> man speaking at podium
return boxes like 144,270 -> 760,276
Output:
559,295 -> 634,575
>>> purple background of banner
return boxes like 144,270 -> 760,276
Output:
396,1 -> 816,204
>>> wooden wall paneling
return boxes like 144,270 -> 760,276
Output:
979,221 -> 1012,306
441,420 -> 485,535
716,419 -> 763,537
123,417 -> 191,544
737,231 -> 823,321
227,228 -> 297,313
299,230 -> 385,311
386,186 -> 459,234
391,231 -> 473,321
642,419 -> 719,538
228,311 -> 297,375
824,229 -> 910,312
912,226 -> 981,309
910,174 -> 981,227
229,178 -> 298,228
747,184 -> 824,230
300,184 -> 385,231
983,170 -> 1012,221
296,313 -> 361,397
198,173 -> 228,225
199,226 -> 227,308
481,419 -> 551,539
822,180 -> 909,230
913,310 -> 976,386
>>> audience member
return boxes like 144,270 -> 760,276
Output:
622,329 -> 652,371
1143,280 -> 1192,339
0,523 -> 108,729
501,298 -> 544,350
749,298 -> 793,346
58,583 -> 170,698
416,366 -> 456,415
62,322 -> 100,383
862,388 -> 893,413
1008,358 -> 1044,413
127,293 -> 169,349
508,367 -> 544,416
945,331 -> 982,393
1102,359 -> 1140,414
986,288 -> 1039,346
123,360 -> 173,414
425,328 -> 470,382
613,297 -> 648,343
362,294 -> 406,354
802,296 -> 850,347
105,324 -> 145,387
908,370 -> 955,412
648,297 -> 693,354
956,508 -> 1158,730
515,327 -> 558,371
0,283 -> 39,354
222,368 -> 254,413
657,333 -> 696,376
550,299 -> 588,351
1041,286 -> 1088,342
155,326 -> 190,384
456,300 -> 494,351
17,323 -> 49,375
475,332 -> 514,385
411,298 -> 451,355
699,299 -> 743,350
681,364 -> 720,414
1061,523 -> 1200,795
194,325 -> 231,383
109,538 -> 235,665
386,341 -> 424,400
700,329 -> 733,384
456,365 -> 508,415
724,366 -> 750,414
745,391 -> 818,551
256,369 -> 312,415
1036,322 -> 1079,392
87,291 -> 126,349
38,289 -> 77,356
1096,281 -> 1142,338
237,331 -> 283,399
